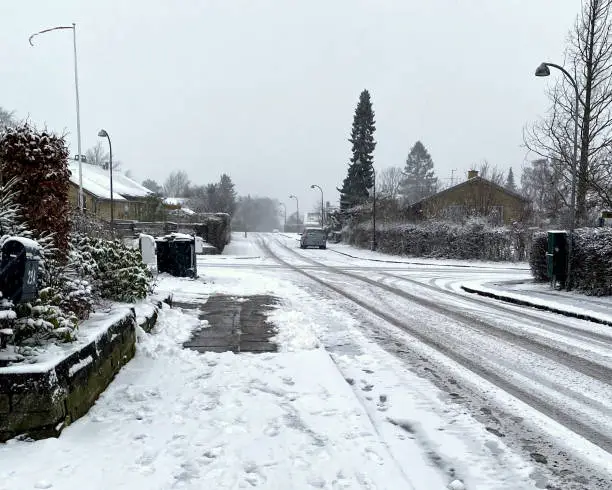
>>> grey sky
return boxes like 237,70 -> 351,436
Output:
1,0 -> 579,213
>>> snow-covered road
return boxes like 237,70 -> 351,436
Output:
2,232 -> 611,490
252,233 -> 612,489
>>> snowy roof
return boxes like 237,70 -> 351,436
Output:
164,197 -> 189,206
410,175 -> 529,207
68,162 -> 152,201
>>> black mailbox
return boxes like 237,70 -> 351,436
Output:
155,234 -> 197,278
0,237 -> 41,303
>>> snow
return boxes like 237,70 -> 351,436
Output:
9,236 -> 41,253
158,232 -> 193,241
0,307 -> 133,374
68,162 -> 151,200
462,279 -> 612,324
0,306 -> 413,490
67,355 -> 93,377
3,233 -> 608,488
0,310 -> 16,320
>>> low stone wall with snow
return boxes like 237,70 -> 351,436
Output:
0,307 -> 151,442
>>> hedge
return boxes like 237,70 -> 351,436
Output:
343,220 -> 529,262
528,228 -> 612,296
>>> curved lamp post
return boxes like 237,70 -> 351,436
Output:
310,184 -> 324,227
535,62 -> 579,290
289,194 -> 300,233
97,129 -> 114,226
29,23 -> 84,211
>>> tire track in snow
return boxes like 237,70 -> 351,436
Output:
271,237 -> 612,383
258,236 -> 612,454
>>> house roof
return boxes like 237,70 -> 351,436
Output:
69,162 -> 152,201
411,175 -> 529,207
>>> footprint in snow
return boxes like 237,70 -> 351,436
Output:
34,482 -> 53,489
281,376 -> 295,386
264,420 -> 280,437
364,447 -> 384,465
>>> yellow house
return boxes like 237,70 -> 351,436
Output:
68,162 -> 153,221
409,170 -> 531,225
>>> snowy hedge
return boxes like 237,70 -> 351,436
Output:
528,228 -> 612,295
0,124 -> 71,254
528,232 -> 548,282
571,228 -> 612,296
344,220 -> 528,261
194,213 -> 231,252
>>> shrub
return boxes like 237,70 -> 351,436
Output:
571,228 -> 612,296
343,220 -> 528,262
72,234 -> 152,302
529,232 -> 548,282
0,124 -> 71,254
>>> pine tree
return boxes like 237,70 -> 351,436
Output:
505,167 -> 517,192
400,141 -> 438,204
217,174 -> 237,215
338,90 -> 376,210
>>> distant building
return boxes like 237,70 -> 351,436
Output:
304,212 -> 322,227
68,162 -> 153,221
163,197 -> 196,217
408,170 -> 531,225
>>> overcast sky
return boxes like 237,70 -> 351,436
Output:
1,0 -> 580,212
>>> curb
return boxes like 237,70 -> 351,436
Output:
461,285 -> 612,327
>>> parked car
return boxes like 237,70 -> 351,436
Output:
300,227 -> 327,249
273,229 -> 280,233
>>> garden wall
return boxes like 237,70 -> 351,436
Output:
0,301 -> 166,442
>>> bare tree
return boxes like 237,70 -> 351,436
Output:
163,170 -> 190,197
521,158 -> 568,225
526,0 -> 612,224
142,179 -> 163,195
0,107 -> 15,130
477,160 -> 505,186
377,166 -> 403,199
85,141 -> 121,170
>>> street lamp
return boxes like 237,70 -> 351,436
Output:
310,184 -> 324,226
279,202 -> 287,231
97,129 -> 114,226
535,61 -> 579,290
29,24 -> 84,212
289,194 -> 300,233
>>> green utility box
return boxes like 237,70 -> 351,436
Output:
546,231 -> 568,283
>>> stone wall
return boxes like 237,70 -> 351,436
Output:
0,306 -> 153,442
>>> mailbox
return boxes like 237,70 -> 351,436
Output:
0,237 -> 41,303
546,231 -> 567,282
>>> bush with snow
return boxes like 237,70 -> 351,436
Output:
343,219 -> 529,262
528,231 -> 548,282
528,228 -> 612,295
71,234 -> 153,302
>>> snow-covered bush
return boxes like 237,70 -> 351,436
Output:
0,123 -> 71,254
528,232 -> 548,282
571,228 -> 612,296
343,219 -> 528,261
71,234 -> 153,302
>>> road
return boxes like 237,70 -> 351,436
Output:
231,233 -> 612,489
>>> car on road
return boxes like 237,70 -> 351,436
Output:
300,227 -> 327,249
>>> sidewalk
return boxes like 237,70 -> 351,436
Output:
461,279 -> 612,326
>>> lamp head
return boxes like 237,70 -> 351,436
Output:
98,129 -> 108,137
535,63 -> 550,77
